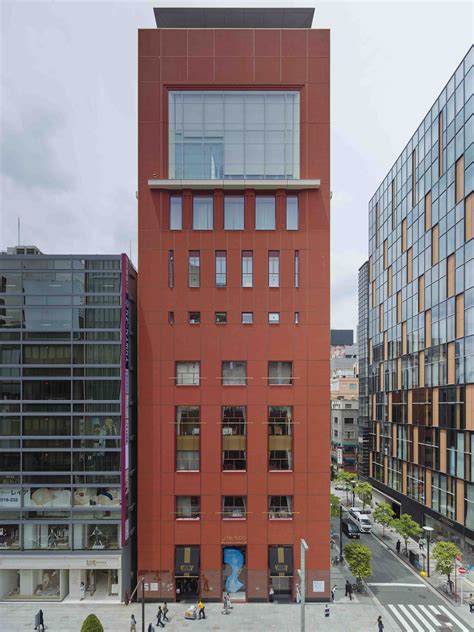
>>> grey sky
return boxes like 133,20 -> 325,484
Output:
1,1 -> 472,333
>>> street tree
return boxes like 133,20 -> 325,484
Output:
343,542 -> 372,583
372,501 -> 395,537
355,481 -> 373,510
432,541 -> 461,588
335,470 -> 356,503
330,493 -> 341,518
81,614 -> 104,632
392,513 -> 423,554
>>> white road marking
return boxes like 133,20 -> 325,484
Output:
406,605 -> 436,632
418,604 -> 451,628
438,605 -> 469,632
399,604 -> 433,631
388,604 -> 414,631
367,582 -> 426,587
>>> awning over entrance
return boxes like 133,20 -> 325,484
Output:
175,546 -> 200,578
269,545 -> 293,577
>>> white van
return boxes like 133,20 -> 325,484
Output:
348,509 -> 372,533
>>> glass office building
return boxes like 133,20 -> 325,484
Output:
0,247 -> 137,601
364,47 -> 474,562
357,261 -> 370,479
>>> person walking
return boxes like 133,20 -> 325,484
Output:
468,593 -> 474,613
396,539 -> 401,555
80,581 -> 86,600
162,603 -> 170,622
197,600 -> 206,619
377,615 -> 384,631
156,606 -> 165,628
296,584 -> 301,604
419,538 -> 425,551
331,584 -> 337,602
269,584 -> 275,602
148,623 -> 154,632
222,593 -> 230,615
130,614 -> 137,632
345,580 -> 353,600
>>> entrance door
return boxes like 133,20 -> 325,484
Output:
271,576 -> 292,601
222,546 -> 246,601
175,577 -> 199,602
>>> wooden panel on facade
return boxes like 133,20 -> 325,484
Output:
455,155 -> 464,204
432,224 -> 439,264
388,266 -> 392,296
408,389 -> 413,424
456,479 -> 465,525
425,469 -> 432,507
447,341 -> 455,385
402,218 -> 407,252
419,350 -> 425,387
425,309 -> 432,348
397,291 -> 402,323
392,423 -> 397,456
466,192 -> 474,242
418,274 -> 425,312
383,455 -> 388,485
372,280 -> 376,308
425,190 -> 432,231
379,303 -> 384,332
447,254 -> 455,297
397,358 -> 402,386
402,321 -> 407,355
383,239 -> 388,269
407,247 -> 413,282
456,293 -> 464,339
432,388 -> 439,427
466,384 -> 474,431
439,429 -> 447,473
384,332 -> 388,361
402,462 -> 407,494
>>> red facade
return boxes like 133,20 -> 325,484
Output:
138,24 -> 330,602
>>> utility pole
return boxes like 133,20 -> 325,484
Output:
298,539 -> 309,632
339,504 -> 343,562
141,578 -> 145,632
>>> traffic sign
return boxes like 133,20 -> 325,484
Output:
458,567 -> 466,575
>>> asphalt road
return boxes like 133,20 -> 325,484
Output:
331,517 -> 471,631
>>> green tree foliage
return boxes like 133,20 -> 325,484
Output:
81,614 -> 104,632
330,493 -> 341,518
432,541 -> 462,584
355,481 -> 373,510
392,513 -> 423,554
372,501 -> 395,537
335,470 -> 356,503
343,542 -> 372,581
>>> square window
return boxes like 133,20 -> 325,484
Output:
176,496 -> 200,519
216,312 -> 227,324
268,361 -> 293,385
268,312 -> 280,324
222,361 -> 247,385
222,496 -> 246,519
268,496 -> 293,519
242,312 -> 253,324
176,362 -> 200,386
189,312 -> 200,325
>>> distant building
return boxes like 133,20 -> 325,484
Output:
357,261 -> 370,479
331,378 -> 359,473
330,329 -> 354,346
0,247 -> 137,602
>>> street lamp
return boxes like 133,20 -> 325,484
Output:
339,504 -> 343,563
351,479 -> 357,507
298,539 -> 309,632
423,526 -> 434,578
141,578 -> 145,632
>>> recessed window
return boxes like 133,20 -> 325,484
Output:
286,196 -> 299,230
215,312 -> 227,324
268,496 -> 293,519
216,251 -> 227,288
268,251 -> 279,287
222,496 -> 246,519
170,197 -> 182,230
268,361 -> 293,385
268,406 -> 292,470
188,251 -> 200,288
188,312 -> 200,325
168,311 -> 175,325
176,496 -> 200,519
242,251 -> 253,288
176,362 -> 200,386
168,251 -> 174,288
294,312 -> 299,324
224,197 -> 244,230
176,406 -> 200,471
222,361 -> 247,386
294,250 -> 299,288
222,406 -> 246,471
256,197 -> 276,230
268,312 -> 280,324
193,197 -> 213,230
242,312 -> 253,325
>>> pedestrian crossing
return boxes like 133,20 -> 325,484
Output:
388,603 -> 470,631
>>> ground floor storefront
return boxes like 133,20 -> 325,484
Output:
139,544 -> 329,603
0,554 -> 123,602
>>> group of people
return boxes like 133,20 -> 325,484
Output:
129,603 -> 171,631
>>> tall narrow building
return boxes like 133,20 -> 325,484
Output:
137,7 -> 330,602
358,261 -> 370,479
0,247 -> 137,602
365,47 -> 473,561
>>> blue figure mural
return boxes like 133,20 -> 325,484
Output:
223,547 -> 244,594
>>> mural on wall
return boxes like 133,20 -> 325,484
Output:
223,547 -> 244,594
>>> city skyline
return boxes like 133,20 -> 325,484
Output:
1,0 -> 472,331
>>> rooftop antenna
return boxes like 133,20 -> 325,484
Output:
17,217 -> 20,246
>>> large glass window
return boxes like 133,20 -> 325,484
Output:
176,406 -> 200,471
286,196 -> 299,230
268,251 -> 280,287
176,496 -> 200,519
224,197 -> 245,230
170,197 -> 182,230
222,406 -> 246,471
268,361 -> 293,385
193,197 -> 213,230
176,362 -> 200,386
169,91 -> 300,180
242,251 -> 253,288
222,361 -> 247,386
215,251 -> 227,288
256,197 -> 276,230
188,251 -> 200,288
222,496 -> 246,519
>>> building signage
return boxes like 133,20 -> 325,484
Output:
337,446 -> 343,465
312,580 -> 325,593
0,489 -> 21,506
175,546 -> 199,577
269,546 -> 293,577
222,535 -> 247,544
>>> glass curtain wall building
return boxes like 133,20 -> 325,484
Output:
365,47 -> 474,562
0,248 -> 137,602
358,261 -> 370,478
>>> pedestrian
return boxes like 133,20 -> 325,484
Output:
396,539 -> 401,555
419,538 -> 425,551
377,614 -> 384,631
162,603 -> 170,622
156,606 -> 165,628
148,623 -> 154,632
296,584 -> 301,604
324,604 -> 330,617
345,579 -> 353,600
222,593 -> 230,615
80,581 -> 86,600
469,593 -> 474,613
197,600 -> 206,619
331,584 -> 337,602
269,584 -> 275,602
226,592 -> 233,609
39,610 -> 44,632
130,614 -> 137,632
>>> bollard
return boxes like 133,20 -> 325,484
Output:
324,604 -> 330,618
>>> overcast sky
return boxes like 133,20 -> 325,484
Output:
1,1 -> 472,333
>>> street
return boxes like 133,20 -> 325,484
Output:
332,516 -> 472,631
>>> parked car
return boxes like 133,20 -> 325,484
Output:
342,519 -> 360,539
348,509 -> 372,533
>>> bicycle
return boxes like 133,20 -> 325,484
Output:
441,580 -> 454,596
331,555 -> 344,566
352,580 -> 366,594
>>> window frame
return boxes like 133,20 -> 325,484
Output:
222,361 -> 247,386
192,196 -> 214,230
286,196 -> 299,230
170,196 -> 183,230
176,361 -> 200,386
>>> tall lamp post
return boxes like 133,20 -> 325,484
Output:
423,526 -> 434,578
298,539 -> 309,632
141,578 -> 145,632
339,504 -> 343,562
351,479 -> 357,507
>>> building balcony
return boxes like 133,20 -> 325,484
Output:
148,178 -> 321,191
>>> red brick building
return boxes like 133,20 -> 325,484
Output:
137,7 -> 330,602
